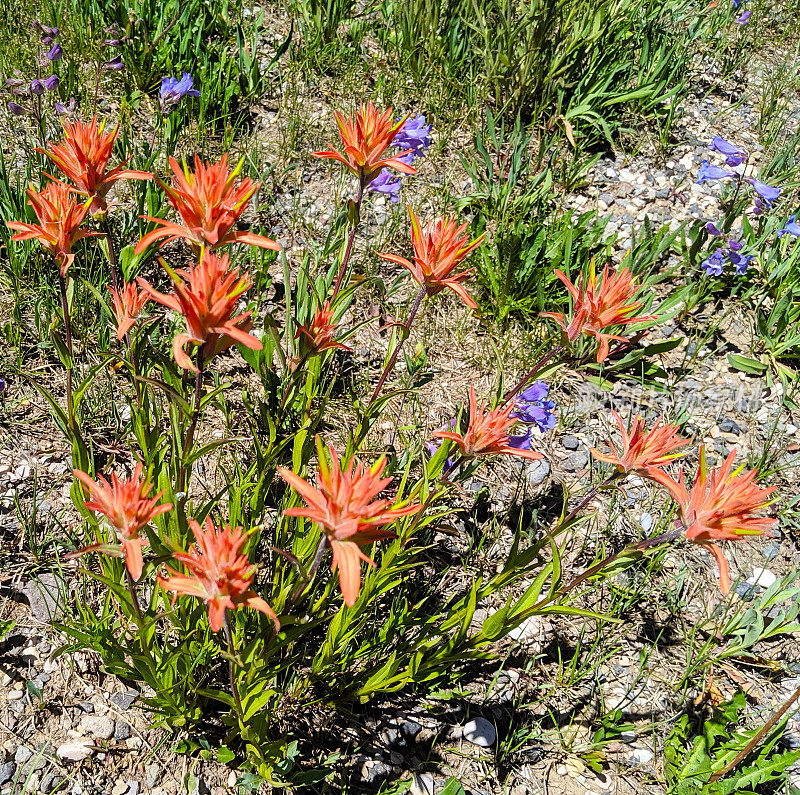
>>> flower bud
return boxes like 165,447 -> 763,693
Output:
30,80 -> 45,95
44,74 -> 59,91
5,78 -> 24,87
7,102 -> 26,116
103,55 -> 125,71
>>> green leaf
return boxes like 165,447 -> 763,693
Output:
727,354 -> 767,375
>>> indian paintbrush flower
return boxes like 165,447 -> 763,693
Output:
278,439 -> 422,606
664,447 -> 776,594
73,463 -> 172,581
540,264 -> 656,363
590,410 -> 689,491
110,282 -> 150,339
433,386 -> 544,461
377,205 -> 484,309
40,116 -> 152,216
291,301 -> 351,369
313,101 -> 416,185
135,154 -> 280,254
158,518 -> 279,632
138,251 -> 262,372
7,181 -> 99,275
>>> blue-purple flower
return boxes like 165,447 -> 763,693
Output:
159,72 -> 200,112
745,177 -> 780,208
392,114 -> 432,155
46,42 -> 62,62
778,215 -> 800,238
701,250 -> 725,276
697,160 -> 735,184
30,79 -> 44,95
369,114 -> 432,203
43,74 -> 58,91
735,9 -> 751,24
0,377 -> 5,396
706,221 -> 723,236
512,381 -> 557,433
709,137 -> 747,167
701,238 -> 753,276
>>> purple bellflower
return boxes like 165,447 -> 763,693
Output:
697,160 -> 735,184
512,381 -> 557,432
46,43 -> 62,61
103,55 -> 125,71
706,221 -> 723,236
736,10 -> 751,24
778,215 -> 800,238
369,114 -> 432,203
30,79 -> 44,95
701,250 -> 725,276
709,136 -> 747,167
160,72 -> 200,113
43,74 -> 58,91
746,177 -> 781,208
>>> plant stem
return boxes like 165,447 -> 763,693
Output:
559,471 -> 623,528
222,613 -> 244,720
535,526 -> 683,612
125,567 -> 145,629
177,349 -> 205,497
58,272 -> 76,433
368,287 -> 426,406
503,344 -> 565,403
99,215 -> 120,292
330,179 -> 365,301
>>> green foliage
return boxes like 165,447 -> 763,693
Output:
665,691 -> 800,794
380,0 -> 720,145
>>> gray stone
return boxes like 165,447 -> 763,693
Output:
525,459 -> 550,487
14,747 -> 32,764
21,573 -> 66,622
0,761 -> 15,785
114,721 -> 132,741
563,451 -> 589,472
764,541 -> 781,561
400,720 -> 422,740
40,772 -> 58,793
718,418 -> 741,435
111,690 -> 138,711
562,434 -> 580,450
78,700 -> 94,713
360,760 -> 392,784
462,717 -> 496,747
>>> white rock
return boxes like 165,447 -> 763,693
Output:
7,691 -> 23,701
628,747 -> 654,766
640,513 -> 653,532
79,714 -> 114,739
410,773 -> 435,795
746,568 -> 777,589
57,741 -> 93,762
462,717 -> 496,747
